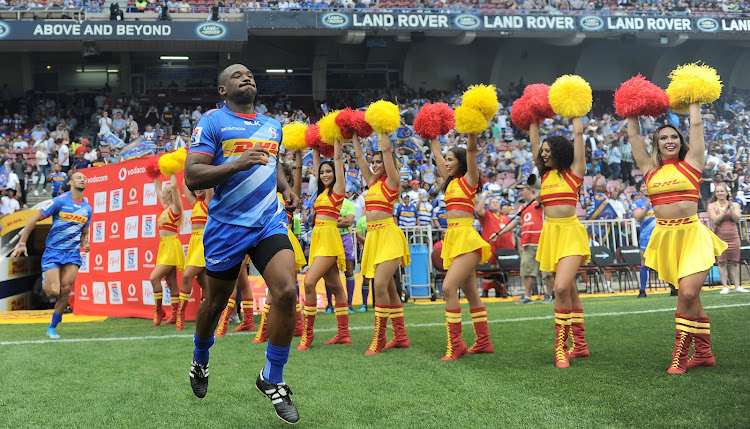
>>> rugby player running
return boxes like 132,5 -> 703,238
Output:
184,64 -> 300,424
11,172 -> 92,339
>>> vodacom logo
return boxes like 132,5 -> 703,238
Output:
95,254 -> 103,265
119,168 -> 127,181
111,222 -> 119,234
129,188 -> 137,200
80,284 -> 88,296
128,283 -> 137,296
145,250 -> 154,262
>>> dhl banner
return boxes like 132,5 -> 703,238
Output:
74,157 -> 203,319
1,209 -> 51,236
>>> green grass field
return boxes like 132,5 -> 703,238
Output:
2,291 -> 749,429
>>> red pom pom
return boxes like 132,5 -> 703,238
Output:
351,110 -> 373,138
414,102 -> 455,139
614,74 -> 671,118
523,84 -> 555,119
305,123 -> 323,148
335,108 -> 373,139
146,156 -> 161,179
510,97 -> 537,132
316,141 -> 335,158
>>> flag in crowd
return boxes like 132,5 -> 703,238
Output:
612,119 -> 627,133
396,126 -> 413,139
98,132 -> 125,149
402,138 -> 424,161
476,143 -> 493,164
518,162 -> 534,180
120,136 -> 153,160
0,160 -> 9,188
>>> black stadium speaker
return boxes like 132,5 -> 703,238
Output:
411,31 -> 425,43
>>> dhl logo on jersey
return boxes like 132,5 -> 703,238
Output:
221,139 -> 279,158
59,212 -> 88,224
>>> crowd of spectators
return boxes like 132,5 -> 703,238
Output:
5,0 -> 749,15
2,79 -> 749,245
109,0 -> 750,15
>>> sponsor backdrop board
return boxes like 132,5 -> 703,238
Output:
74,158 -> 202,319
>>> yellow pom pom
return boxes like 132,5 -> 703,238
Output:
461,84 -> 499,121
670,102 -> 690,115
282,122 -> 309,151
454,105 -> 488,134
158,151 -> 183,176
172,147 -> 187,166
318,111 -> 343,145
365,100 -> 400,134
666,62 -> 722,108
548,75 -> 592,118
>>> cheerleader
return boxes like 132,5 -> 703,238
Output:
175,182 -> 213,330
149,174 -> 184,326
627,103 -> 727,373
254,153 -> 308,343
430,134 -> 494,360
352,132 -> 411,355
529,117 -> 590,368
297,141 -> 350,350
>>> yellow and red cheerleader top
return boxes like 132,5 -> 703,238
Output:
191,198 -> 208,228
445,175 -> 477,214
277,192 -> 295,224
540,168 -> 582,207
159,206 -> 182,234
365,176 -> 398,214
644,159 -> 701,206
314,187 -> 345,218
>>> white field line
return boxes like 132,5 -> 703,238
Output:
2,302 -> 749,346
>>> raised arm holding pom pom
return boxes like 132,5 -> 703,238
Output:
431,131 -> 495,360
300,139 -> 352,350
629,91 -> 728,373
354,129 -> 412,355
532,109 -> 592,368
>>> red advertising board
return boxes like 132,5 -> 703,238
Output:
74,157 -> 201,320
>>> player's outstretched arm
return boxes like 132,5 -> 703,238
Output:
185,150 -> 268,191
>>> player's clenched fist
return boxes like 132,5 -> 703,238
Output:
235,147 -> 269,171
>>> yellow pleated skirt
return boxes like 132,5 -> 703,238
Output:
309,219 -> 346,272
361,217 -> 411,279
536,215 -> 591,273
644,215 -> 727,288
185,229 -> 205,268
156,235 -> 185,271
442,217 -> 491,270
288,228 -> 307,271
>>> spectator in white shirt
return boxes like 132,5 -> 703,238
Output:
191,106 -> 203,124
0,189 -> 20,216
99,111 -> 112,136
13,139 -> 29,150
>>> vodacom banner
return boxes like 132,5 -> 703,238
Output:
74,157 -> 201,320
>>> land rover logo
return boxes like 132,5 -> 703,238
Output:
322,13 -> 349,28
0,22 -> 9,39
196,23 -> 226,39
455,14 -> 480,30
579,16 -> 604,31
696,18 -> 719,32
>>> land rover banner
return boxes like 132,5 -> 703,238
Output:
244,11 -> 750,34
